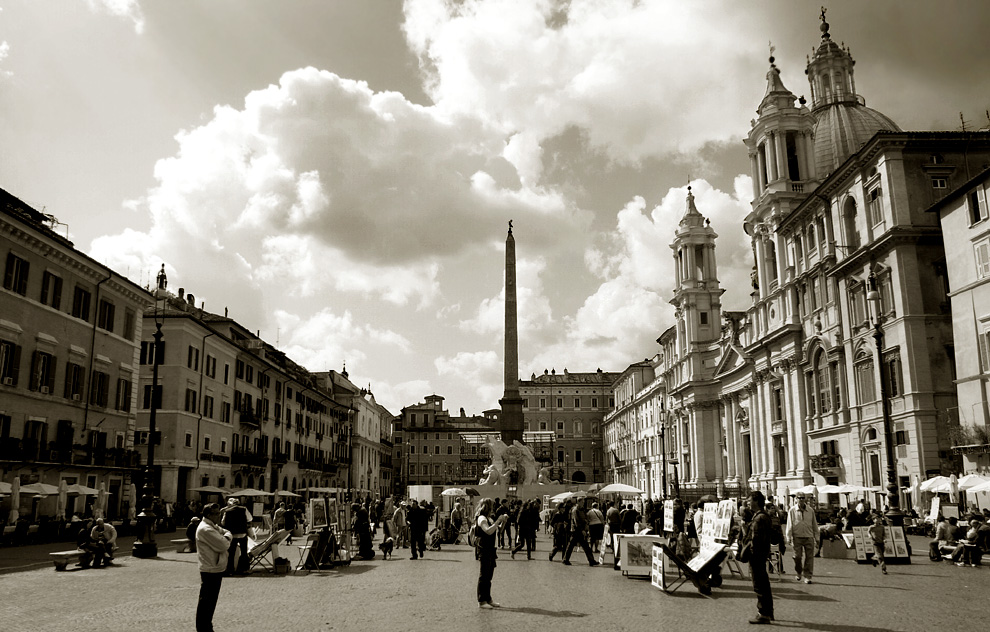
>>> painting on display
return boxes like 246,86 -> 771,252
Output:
620,535 -> 666,577
309,498 -> 329,531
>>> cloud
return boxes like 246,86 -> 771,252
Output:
0,40 -> 11,80
434,350 -> 502,409
522,178 -> 753,374
91,67 -> 591,311
459,256 -> 554,338
403,0 -> 766,165
85,0 -> 145,34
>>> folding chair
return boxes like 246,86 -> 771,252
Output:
724,542 -> 746,579
248,529 -> 290,574
768,544 -> 783,581
295,533 -> 319,572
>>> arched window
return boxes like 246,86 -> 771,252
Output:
865,427 -> 878,442
282,477 -> 288,491
843,197 -> 860,251
234,473 -> 243,488
816,352 -> 831,414
258,476 -> 265,490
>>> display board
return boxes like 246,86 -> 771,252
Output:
651,543 -> 683,592
663,500 -> 675,533
620,534 -> 665,577
308,498 -> 329,531
928,497 -> 940,522
851,525 -> 909,561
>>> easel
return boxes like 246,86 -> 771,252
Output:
655,543 -> 727,595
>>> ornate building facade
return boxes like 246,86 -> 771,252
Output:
605,14 -> 990,506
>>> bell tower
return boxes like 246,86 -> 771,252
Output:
669,186 -> 723,374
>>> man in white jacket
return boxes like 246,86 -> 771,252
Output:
196,503 -> 232,632
785,493 -> 818,584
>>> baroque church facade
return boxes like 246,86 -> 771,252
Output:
605,14 -> 990,506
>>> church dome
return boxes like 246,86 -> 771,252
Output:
804,10 -> 901,175
813,101 -> 900,174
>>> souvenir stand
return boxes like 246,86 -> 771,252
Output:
298,496 -> 351,570
652,499 -> 734,595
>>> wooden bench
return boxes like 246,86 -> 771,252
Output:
171,538 -> 194,553
50,549 -> 92,571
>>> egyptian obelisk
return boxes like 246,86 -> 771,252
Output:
499,220 -> 525,447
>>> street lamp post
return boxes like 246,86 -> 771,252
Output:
133,264 -> 166,558
867,270 -> 904,528
658,425 -> 668,499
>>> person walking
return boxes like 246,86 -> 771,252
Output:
393,502 -> 408,548
746,491 -> 774,625
475,498 -> 508,609
785,492 -> 817,584
869,512 -> 888,574
195,503 -> 232,632
408,500 -> 429,559
450,502 -> 464,544
587,502 -> 605,553
511,499 -> 539,560
548,502 -> 571,561
352,502 -> 375,560
563,501 -> 600,567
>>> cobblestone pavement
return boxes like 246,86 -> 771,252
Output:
0,531 -> 986,632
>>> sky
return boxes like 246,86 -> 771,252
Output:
1,0 -> 988,417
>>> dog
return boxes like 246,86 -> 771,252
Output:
378,537 -> 394,560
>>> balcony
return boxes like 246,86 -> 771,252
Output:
231,449 -> 269,468
238,407 -> 260,429
199,452 -> 231,464
272,451 -> 288,466
0,438 -> 139,468
810,453 -> 841,472
321,461 -> 338,473
298,459 -> 321,471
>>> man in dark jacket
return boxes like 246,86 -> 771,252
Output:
407,500 -> 428,559
747,491 -> 774,625
562,501 -> 600,566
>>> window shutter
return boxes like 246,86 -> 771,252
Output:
10,345 -> 21,386
977,242 -> 990,278
46,355 -> 56,393
29,351 -> 40,391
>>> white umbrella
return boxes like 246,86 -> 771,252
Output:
948,474 -> 959,504
549,491 -> 574,502
65,484 -> 100,496
957,474 -> 990,490
969,480 -> 990,494
920,475 -> 949,492
8,477 -> 19,524
277,490 -> 301,498
817,484 -> 842,494
229,488 -> 274,497
441,488 -> 468,497
56,480 -> 68,521
599,483 -> 644,495
790,484 -> 818,495
21,482 -> 60,496
909,475 -> 922,515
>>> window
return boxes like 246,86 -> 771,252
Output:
97,299 -> 115,332
805,372 -> 816,416
931,178 -> 947,189
539,398 -> 546,409
557,449 -> 564,462
185,432 -> 193,448
855,354 -> 876,403
971,188 -> 989,224
204,435 -> 211,451
142,383 -> 162,409
184,388 -> 198,413
700,311 -> 709,325
556,397 -> 563,408
843,198 -> 860,251
591,397 -> 598,408
89,370 -> 109,407
422,445 -> 428,454
140,340 -> 164,365
573,397 -> 581,409
29,350 -> 56,393
447,445 -> 452,455
115,378 -> 132,412
575,449 -> 583,463
221,401 -> 231,423
883,352 -> 903,398
71,286 -> 92,321
772,384 -> 784,421
849,284 -> 867,324
40,271 -> 62,309
816,355 -> 831,413
220,439 -> 227,454
556,421 -> 564,437
434,445 -> 440,455
540,421 -> 547,430
0,339 -> 21,386
575,421 -> 583,436
976,239 -> 990,279
245,365 -> 254,383
64,362 -> 85,400
187,346 -> 200,370
3,252 -> 29,295
894,430 -> 909,445
202,395 -> 213,419
235,359 -> 244,380
224,363 -> 230,384
206,355 -> 216,378
409,445 -> 415,454
866,187 -> 883,226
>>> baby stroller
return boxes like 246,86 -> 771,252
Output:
428,527 -> 444,551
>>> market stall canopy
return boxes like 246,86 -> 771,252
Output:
789,484 -> 818,496
66,484 -> 100,495
274,490 -> 302,498
228,488 -> 273,497
21,482 -> 60,496
189,486 -> 231,495
599,483 -> 644,495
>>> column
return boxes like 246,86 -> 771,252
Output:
757,145 -> 768,190
775,129 -> 787,181
785,362 -> 800,476
725,395 -> 737,482
794,361 -> 810,478
767,133 -> 779,182
754,238 -> 766,298
795,132 -> 808,182
750,153 -> 761,198
804,131 -> 817,180
749,383 -> 763,478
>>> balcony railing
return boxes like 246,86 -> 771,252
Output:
231,449 -> 269,468
200,452 -> 231,464
0,438 -> 139,468
238,407 -> 260,429
272,451 -> 288,466
298,459 -> 321,471
810,453 -> 841,471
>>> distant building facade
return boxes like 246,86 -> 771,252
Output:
519,368 -> 619,484
1,188 -> 149,520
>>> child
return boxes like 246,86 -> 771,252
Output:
869,512 -> 887,575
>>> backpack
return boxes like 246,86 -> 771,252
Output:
769,512 -> 783,545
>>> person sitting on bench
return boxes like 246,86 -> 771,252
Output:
90,519 -> 117,564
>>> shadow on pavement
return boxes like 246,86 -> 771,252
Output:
769,621 -> 897,632
495,606 -> 588,618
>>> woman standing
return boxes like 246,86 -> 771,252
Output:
475,498 -> 508,609
548,501 -> 571,561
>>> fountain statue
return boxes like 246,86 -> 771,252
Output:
479,436 -> 542,485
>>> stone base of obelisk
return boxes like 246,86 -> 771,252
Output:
498,396 -> 526,447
